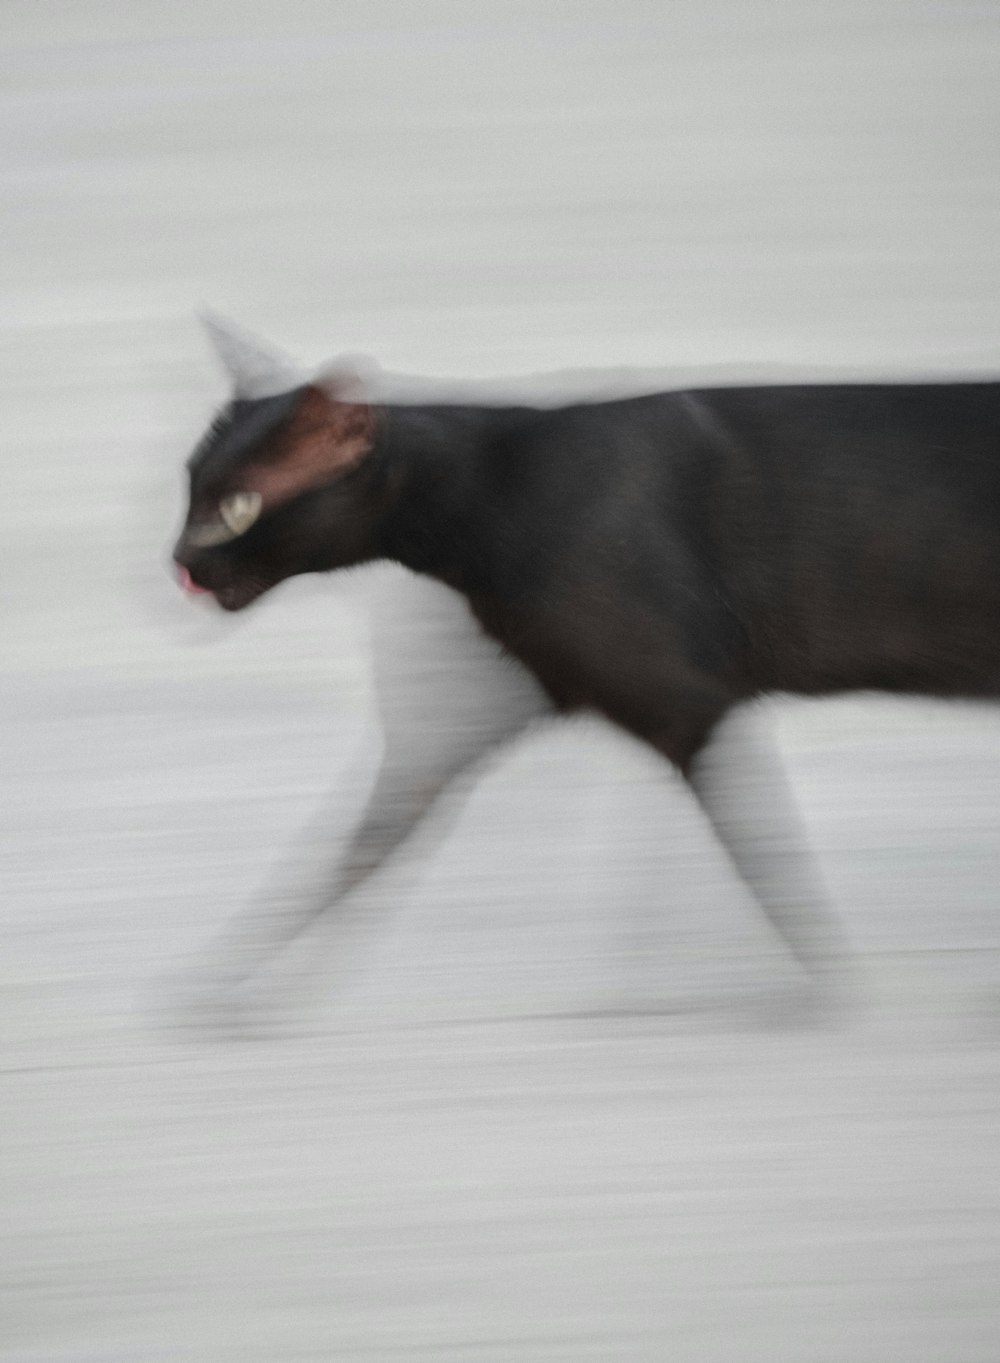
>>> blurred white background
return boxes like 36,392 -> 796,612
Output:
2,2 -> 1000,1359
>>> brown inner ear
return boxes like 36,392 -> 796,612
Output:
242,383 -> 373,509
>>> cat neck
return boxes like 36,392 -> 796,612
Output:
376,401 -> 534,593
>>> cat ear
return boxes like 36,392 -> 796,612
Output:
242,375 -> 375,508
198,308 -> 306,400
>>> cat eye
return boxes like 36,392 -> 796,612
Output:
219,490 -> 263,536
185,490 -> 263,548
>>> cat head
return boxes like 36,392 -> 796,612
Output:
173,314 -> 384,611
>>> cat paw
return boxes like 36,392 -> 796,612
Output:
145,969 -> 311,1042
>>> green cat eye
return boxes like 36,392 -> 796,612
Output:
186,490 -> 263,548
219,490 -> 263,536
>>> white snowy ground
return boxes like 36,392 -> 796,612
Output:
3,3 -> 1000,1359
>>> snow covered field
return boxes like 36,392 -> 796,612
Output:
3,2 -> 1000,1358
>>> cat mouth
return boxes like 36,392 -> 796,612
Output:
214,582 -> 268,611
176,565 -> 270,611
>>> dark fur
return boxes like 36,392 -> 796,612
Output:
177,379 -> 1000,770
174,374 -> 1000,991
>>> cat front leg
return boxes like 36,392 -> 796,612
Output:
159,573 -> 550,1034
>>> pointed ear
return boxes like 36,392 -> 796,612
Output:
199,308 -> 305,398
242,375 -> 375,509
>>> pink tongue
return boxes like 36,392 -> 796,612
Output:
178,565 -> 210,596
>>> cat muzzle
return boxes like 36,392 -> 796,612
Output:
177,565 -> 211,596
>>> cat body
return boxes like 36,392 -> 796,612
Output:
178,379 -> 1000,759
174,318 -> 1000,998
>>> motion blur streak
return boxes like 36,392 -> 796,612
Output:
2,2 -> 1000,1360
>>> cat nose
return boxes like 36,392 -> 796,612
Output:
176,563 -> 210,595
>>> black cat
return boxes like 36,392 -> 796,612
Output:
174,315 -> 1000,1003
